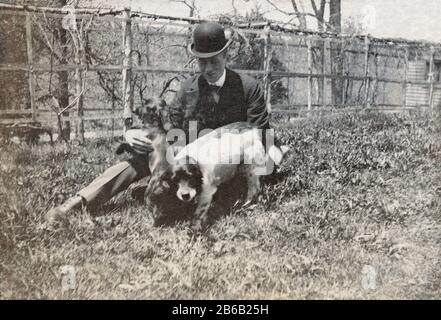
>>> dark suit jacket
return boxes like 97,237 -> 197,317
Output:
168,68 -> 270,137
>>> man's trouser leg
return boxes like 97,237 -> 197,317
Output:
46,156 -> 150,224
78,156 -> 150,206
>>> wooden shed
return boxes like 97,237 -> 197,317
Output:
405,54 -> 441,108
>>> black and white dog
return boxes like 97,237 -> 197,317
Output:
153,122 -> 289,232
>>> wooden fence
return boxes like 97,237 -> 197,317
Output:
1,3 -> 441,141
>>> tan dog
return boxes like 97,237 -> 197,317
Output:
118,97 -> 196,226
116,97 -> 171,173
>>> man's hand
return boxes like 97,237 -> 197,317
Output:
124,129 -> 153,155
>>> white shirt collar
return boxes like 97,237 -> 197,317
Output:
207,69 -> 226,88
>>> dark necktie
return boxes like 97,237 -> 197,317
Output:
209,84 -> 221,103
209,84 -> 221,91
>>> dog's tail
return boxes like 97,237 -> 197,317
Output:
267,145 -> 290,166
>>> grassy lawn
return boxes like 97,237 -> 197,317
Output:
1,112 -> 441,299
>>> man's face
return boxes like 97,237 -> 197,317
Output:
197,52 -> 227,84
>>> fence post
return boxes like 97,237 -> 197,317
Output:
74,51 -> 84,144
341,38 -> 346,107
307,36 -> 312,116
122,8 -> 133,132
428,46 -> 435,116
321,39 -> 327,109
25,12 -> 36,122
402,47 -> 409,108
372,46 -> 378,107
263,24 -> 272,114
364,35 -> 371,108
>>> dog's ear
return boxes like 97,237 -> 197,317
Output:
147,169 -> 172,201
192,164 -> 203,179
186,162 -> 203,186
159,168 -> 173,189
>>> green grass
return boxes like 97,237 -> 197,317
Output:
1,112 -> 441,299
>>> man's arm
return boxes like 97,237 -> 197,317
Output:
244,78 -> 270,130
242,75 -> 277,151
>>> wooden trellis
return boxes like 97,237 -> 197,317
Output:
1,3 -> 441,141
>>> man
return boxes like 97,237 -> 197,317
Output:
46,21 -> 270,224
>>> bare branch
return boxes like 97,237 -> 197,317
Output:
171,0 -> 192,11
310,0 -> 326,31
266,0 -> 308,28
159,76 -> 180,98
291,0 -> 300,12
57,91 -> 84,116
319,0 -> 326,16
266,0 -> 292,15
310,0 -> 318,15
32,13 -> 62,61
170,0 -> 197,17
266,0 -> 332,29
295,0 -> 307,28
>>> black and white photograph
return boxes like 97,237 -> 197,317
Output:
0,0 -> 440,301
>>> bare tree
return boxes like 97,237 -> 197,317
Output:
0,0 -> 73,140
34,1 -> 95,142
329,0 -> 342,33
310,0 -> 326,106
329,0 -> 342,105
265,0 -> 333,30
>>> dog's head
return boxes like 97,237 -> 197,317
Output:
166,156 -> 203,204
146,159 -> 201,226
134,97 -> 170,130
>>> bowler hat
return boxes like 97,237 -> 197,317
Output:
188,22 -> 233,58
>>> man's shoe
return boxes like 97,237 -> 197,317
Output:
45,195 -> 84,228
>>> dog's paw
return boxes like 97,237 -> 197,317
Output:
230,199 -> 254,213
190,219 -> 206,234
242,199 -> 257,208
